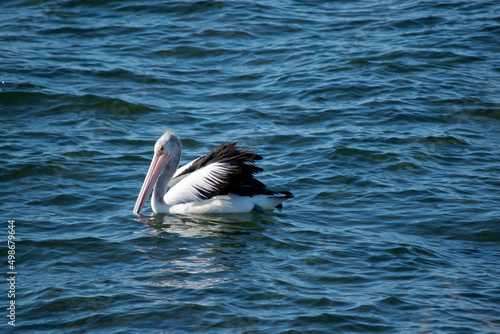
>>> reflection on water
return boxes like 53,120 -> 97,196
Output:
132,213 -> 268,291
137,212 -> 269,237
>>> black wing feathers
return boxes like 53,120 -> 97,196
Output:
175,142 -> 262,178
175,142 -> 280,200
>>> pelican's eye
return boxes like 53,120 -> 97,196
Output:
158,145 -> 165,153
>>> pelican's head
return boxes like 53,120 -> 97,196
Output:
133,131 -> 182,214
154,131 -> 182,157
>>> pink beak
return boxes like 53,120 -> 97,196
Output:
133,154 -> 171,214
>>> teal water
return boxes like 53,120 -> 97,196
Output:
1,1 -> 500,333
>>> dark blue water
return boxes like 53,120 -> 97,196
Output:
1,1 -> 500,332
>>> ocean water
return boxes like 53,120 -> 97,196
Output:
1,0 -> 500,333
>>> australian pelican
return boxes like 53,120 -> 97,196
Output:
133,131 -> 293,214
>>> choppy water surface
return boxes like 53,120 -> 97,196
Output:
1,0 -> 500,333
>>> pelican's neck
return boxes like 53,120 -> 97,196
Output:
152,151 -> 181,213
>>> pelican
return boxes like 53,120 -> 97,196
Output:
133,131 -> 293,215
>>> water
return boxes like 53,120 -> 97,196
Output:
1,0 -> 500,332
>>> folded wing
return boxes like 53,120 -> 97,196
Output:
165,142 -> 265,205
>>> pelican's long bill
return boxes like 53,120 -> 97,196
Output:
133,153 -> 172,214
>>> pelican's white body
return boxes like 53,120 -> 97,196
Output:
154,194 -> 288,214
